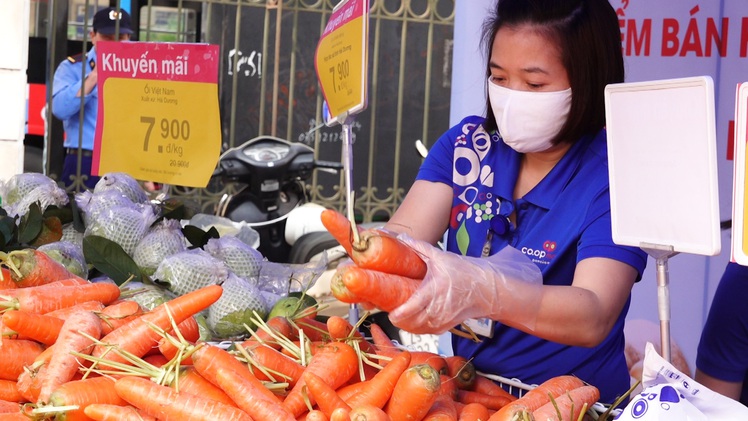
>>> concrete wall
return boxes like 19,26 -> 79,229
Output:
0,0 -> 29,180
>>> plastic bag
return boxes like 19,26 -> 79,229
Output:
186,214 -> 260,249
616,342 -> 748,420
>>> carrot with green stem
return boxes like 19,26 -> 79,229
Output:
0,282 -> 120,314
488,375 -> 585,421
241,344 -> 306,386
0,269 -> 16,290
0,339 -> 44,381
238,315 -> 294,350
33,375 -> 126,421
531,385 -> 600,421
345,349 -> 411,409
326,315 -> 377,354
84,404 -> 158,421
214,366 -> 296,421
283,342 -> 359,417
91,284 -> 222,365
385,364 -> 442,421
367,322 -> 401,360
114,376 -> 252,421
1,249 -> 83,288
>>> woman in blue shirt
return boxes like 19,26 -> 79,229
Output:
380,0 -> 648,404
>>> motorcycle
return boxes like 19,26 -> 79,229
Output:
212,135 -> 343,264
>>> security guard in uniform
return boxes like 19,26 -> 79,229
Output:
51,7 -> 132,191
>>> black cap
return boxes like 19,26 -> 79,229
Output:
92,7 -> 133,35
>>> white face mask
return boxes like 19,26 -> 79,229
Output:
487,78 -> 572,153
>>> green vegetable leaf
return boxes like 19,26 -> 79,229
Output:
17,203 -> 43,245
83,235 -> 144,285
0,215 -> 16,249
70,195 -> 85,233
182,225 -> 220,249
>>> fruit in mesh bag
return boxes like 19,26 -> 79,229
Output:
84,204 -> 158,256
133,219 -> 187,276
37,240 -> 89,279
0,172 -> 69,217
60,223 -> 84,248
152,249 -> 229,296
120,281 -> 175,311
207,273 -> 268,339
76,189 -> 143,227
204,236 -> 264,282
93,172 -> 149,204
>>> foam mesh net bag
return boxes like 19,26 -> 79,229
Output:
204,235 -> 264,284
132,219 -> 187,276
152,248 -> 230,296
0,173 -> 69,217
83,204 -> 158,256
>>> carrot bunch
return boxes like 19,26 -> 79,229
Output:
321,209 -> 427,312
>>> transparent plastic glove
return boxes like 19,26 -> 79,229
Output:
388,235 -> 544,334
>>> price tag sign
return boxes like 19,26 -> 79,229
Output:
93,41 -> 220,187
732,83 -> 748,264
314,0 -> 369,125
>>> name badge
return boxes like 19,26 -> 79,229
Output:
463,317 -> 494,338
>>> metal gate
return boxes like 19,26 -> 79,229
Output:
43,0 -> 455,222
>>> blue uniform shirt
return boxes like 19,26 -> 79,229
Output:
52,47 -> 98,151
417,115 -> 648,404
696,261 -> 748,405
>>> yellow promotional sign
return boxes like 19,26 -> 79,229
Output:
314,0 -> 369,123
93,42 -> 221,187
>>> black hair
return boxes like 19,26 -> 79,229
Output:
481,0 -> 624,145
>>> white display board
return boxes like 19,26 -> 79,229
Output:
731,83 -> 748,265
605,76 -> 721,256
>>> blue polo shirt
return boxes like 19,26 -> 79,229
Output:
417,115 -> 648,404
696,261 -> 748,406
52,47 -> 98,151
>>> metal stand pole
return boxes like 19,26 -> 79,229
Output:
340,115 -> 359,324
641,243 -> 678,363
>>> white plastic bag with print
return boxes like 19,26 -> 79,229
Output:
616,342 -> 748,420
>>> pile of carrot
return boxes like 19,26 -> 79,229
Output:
0,245 -> 603,421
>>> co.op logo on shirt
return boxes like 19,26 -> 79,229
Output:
520,240 -> 557,264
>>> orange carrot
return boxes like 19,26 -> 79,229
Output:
439,375 -> 458,401
458,402 -> 491,421
470,376 -> 517,402
385,364 -> 442,421
303,371 -> 351,418
16,363 -> 44,403
0,339 -> 44,381
91,284 -> 222,365
0,399 -> 20,414
367,323 -> 401,360
246,344 -> 305,386
336,380 -> 370,402
336,266 -> 421,312
296,317 -> 332,342
170,366 -> 236,407
0,282 -> 120,314
143,353 -> 170,368
45,301 -> 106,319
531,385 -> 600,421
214,367 -> 295,421
84,403 -> 158,421
97,300 -> 144,335
330,269 -> 364,305
239,315 -> 294,350
304,409 -> 329,421
411,352 -> 448,375
349,404 -> 389,421
1,310 -> 64,346
457,389 -> 513,411
320,209 -> 357,256
330,407 -> 351,421
326,316 -> 377,354
0,381 -> 22,403
114,376 -> 252,421
446,356 -> 476,390
46,376 -> 127,421
283,342 -> 359,417
346,350 -> 411,409
38,310 -> 103,404
351,228 -> 428,279
0,269 -> 16,290
0,411 -> 30,420
489,375 -> 584,420
1,249 -> 84,288
424,393 -> 458,421
191,342 -> 281,403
